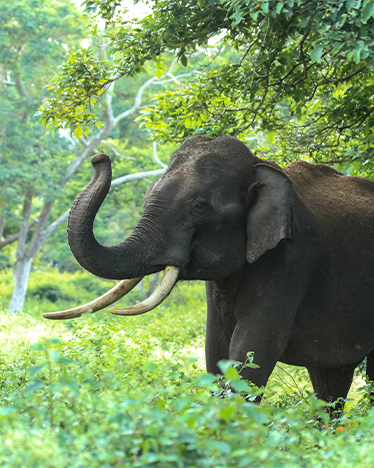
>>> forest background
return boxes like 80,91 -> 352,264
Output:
1,0 -> 374,466
1,0 -> 374,313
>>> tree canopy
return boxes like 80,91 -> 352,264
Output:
0,0 -> 175,311
41,0 -> 374,170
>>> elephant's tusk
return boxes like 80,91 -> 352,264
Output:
42,277 -> 143,320
108,266 -> 179,316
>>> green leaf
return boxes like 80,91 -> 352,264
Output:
192,373 -> 216,389
225,367 -> 240,381
352,48 -> 361,63
180,54 -> 188,67
231,11 -> 243,25
362,1 -> 374,23
218,360 -> 239,374
268,131 -> 276,144
0,407 -> 17,416
56,357 -> 77,365
27,363 -> 47,377
231,379 -> 252,392
276,2 -> 284,14
219,405 -> 235,421
25,379 -> 45,395
75,126 -> 83,138
261,2 -> 269,14
144,361 -> 158,372
310,44 -> 324,62
29,343 -> 46,352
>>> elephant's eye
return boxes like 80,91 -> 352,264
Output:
192,199 -> 210,212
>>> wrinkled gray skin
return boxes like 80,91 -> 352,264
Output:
68,135 -> 374,408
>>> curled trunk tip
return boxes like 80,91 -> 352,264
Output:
91,151 -> 111,166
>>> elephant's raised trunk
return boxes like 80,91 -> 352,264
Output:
43,151 -> 179,320
68,152 -> 154,280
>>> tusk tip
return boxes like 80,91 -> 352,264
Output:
106,266 -> 180,316
41,277 -> 143,321
42,311 -> 85,320
107,306 -> 149,316
107,306 -> 134,315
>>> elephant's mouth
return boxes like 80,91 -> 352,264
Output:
43,266 -> 180,320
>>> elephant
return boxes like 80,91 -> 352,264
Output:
44,135 -> 374,409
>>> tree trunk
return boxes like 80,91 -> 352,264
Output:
4,76 -> 170,311
8,190 -> 34,313
8,256 -> 33,312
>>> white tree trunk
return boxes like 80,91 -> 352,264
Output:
4,69 -> 183,312
8,256 -> 33,312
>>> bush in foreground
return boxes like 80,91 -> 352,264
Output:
0,271 -> 374,468
0,278 -> 373,467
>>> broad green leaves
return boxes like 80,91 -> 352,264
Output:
40,0 -> 374,170
310,45 -> 324,63
0,0 -> 86,206
39,49 -> 110,136
362,0 -> 374,23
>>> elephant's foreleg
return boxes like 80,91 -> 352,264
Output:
205,281 -> 235,375
228,308 -> 297,395
307,364 -> 357,414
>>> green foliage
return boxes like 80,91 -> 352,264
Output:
0,0 -> 85,214
41,0 -> 374,169
0,292 -> 374,466
40,49 -> 111,135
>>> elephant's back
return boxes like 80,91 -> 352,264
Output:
283,160 -> 374,222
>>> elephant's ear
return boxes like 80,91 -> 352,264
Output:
246,163 -> 293,264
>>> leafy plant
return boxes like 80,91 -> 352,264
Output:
0,278 -> 374,467
41,0 -> 374,170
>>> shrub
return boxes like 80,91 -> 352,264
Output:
29,284 -> 71,303
0,270 -> 373,467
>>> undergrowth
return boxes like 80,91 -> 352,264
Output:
0,269 -> 373,467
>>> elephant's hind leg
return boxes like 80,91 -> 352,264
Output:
365,349 -> 374,402
366,348 -> 374,381
307,364 -> 357,414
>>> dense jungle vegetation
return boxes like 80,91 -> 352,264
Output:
1,0 -> 374,465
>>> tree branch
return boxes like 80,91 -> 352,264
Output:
2,80 -> 16,87
101,141 -> 136,160
0,215 -> 5,240
13,73 -> 27,98
111,167 -> 166,186
152,141 -> 167,168
316,65 -> 367,87
15,190 -> 34,261
0,219 -> 37,250
42,207 -> 70,241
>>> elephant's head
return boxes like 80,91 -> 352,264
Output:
44,135 -> 293,320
